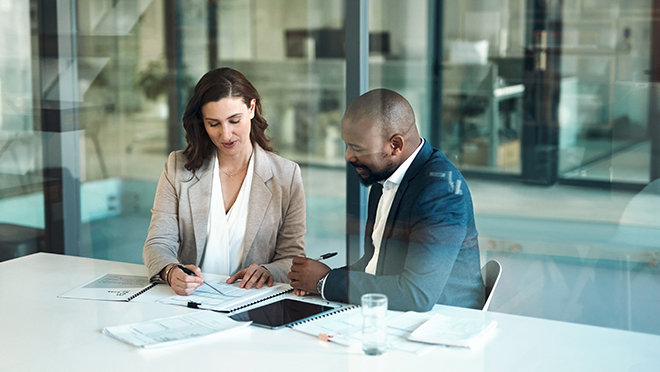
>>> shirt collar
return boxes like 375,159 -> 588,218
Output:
379,138 -> 425,189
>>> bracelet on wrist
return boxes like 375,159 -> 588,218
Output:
163,264 -> 176,285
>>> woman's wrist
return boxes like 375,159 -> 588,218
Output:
161,263 -> 177,285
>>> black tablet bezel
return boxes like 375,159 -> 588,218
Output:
229,297 -> 341,330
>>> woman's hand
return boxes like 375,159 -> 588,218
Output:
227,264 -> 274,289
167,264 -> 204,296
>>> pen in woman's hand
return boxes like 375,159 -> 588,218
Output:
313,252 -> 338,261
177,264 -> 226,296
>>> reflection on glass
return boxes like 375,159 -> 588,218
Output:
559,5 -> 651,184
441,1 -> 524,174
439,0 -> 660,337
77,1 -> 347,263
200,0 -> 348,262
0,2 -> 44,261
2,0 -> 660,342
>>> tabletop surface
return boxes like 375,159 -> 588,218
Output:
2,253 -> 659,372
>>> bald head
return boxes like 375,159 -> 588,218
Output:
343,89 -> 419,142
341,89 -> 422,182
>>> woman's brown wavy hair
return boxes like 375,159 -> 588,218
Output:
182,68 -> 273,172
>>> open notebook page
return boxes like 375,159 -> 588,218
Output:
157,276 -> 292,312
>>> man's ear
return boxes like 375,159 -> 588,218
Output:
390,135 -> 404,156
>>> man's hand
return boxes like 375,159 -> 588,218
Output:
227,264 -> 274,289
288,257 -> 331,294
293,289 -> 309,296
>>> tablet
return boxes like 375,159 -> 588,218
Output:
229,298 -> 339,329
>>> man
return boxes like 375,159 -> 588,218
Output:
288,89 -> 485,311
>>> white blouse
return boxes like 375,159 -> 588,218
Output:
200,152 -> 255,275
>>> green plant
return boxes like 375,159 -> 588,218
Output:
134,60 -> 168,101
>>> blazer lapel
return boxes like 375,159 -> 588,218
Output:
363,183 -> 382,265
366,183 -> 383,238
378,140 -> 432,273
189,157 -> 214,265
240,145 -> 272,267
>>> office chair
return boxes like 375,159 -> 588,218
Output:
481,260 -> 502,311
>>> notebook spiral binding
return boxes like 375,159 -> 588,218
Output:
287,304 -> 359,327
230,287 -> 294,312
127,283 -> 157,301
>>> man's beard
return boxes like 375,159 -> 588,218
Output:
350,161 -> 397,187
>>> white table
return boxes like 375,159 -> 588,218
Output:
2,253 -> 659,372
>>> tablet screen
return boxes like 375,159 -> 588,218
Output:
229,298 -> 337,329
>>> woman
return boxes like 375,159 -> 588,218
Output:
143,68 -> 306,296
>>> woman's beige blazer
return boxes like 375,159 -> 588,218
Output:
143,144 -> 306,283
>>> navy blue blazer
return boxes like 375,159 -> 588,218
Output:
324,140 -> 485,311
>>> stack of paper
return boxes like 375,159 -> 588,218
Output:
408,313 -> 497,349
103,311 -> 251,349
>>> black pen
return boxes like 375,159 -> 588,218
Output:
177,264 -> 226,296
313,252 -> 338,261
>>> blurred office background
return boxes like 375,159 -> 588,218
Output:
1,0 -> 659,337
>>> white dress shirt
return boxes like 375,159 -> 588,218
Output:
201,152 -> 255,275
365,139 -> 424,275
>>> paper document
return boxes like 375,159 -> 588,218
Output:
58,274 -> 155,302
408,313 -> 497,349
102,311 -> 251,349
158,278 -> 292,312
291,309 -> 436,355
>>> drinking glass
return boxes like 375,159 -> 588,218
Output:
361,293 -> 388,355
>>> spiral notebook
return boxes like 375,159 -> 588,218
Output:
157,277 -> 293,313
58,274 -> 157,302
59,273 -> 292,312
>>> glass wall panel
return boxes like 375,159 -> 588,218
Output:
73,0 -> 167,263
1,1 -> 347,268
4,0 -> 660,342
368,0 -> 430,139
0,0 -> 346,269
436,0 -> 660,336
558,2 -> 652,184
203,0 -> 348,264
442,0 -> 525,174
0,1 -> 45,261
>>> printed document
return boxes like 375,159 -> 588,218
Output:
102,311 -> 251,348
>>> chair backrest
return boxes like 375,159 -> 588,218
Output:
481,260 -> 502,311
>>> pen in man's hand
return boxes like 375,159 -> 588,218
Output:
177,264 -> 226,295
313,252 -> 338,261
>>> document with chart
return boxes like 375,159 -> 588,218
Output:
102,310 -> 251,349
58,274 -> 156,302
157,277 -> 292,312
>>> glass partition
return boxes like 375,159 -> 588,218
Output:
2,0 -> 660,344
368,0 -> 430,139
558,3 -> 652,184
0,1 -> 347,267
0,1 -> 44,261
204,0 -> 348,263
436,0 -> 660,337
442,0 -> 525,174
